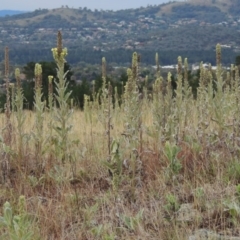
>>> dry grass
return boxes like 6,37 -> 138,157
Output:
0,97 -> 239,239
0,37 -> 239,239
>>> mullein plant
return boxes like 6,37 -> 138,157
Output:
48,76 -> 54,115
51,31 -> 72,163
0,196 -> 38,239
136,53 -> 143,158
9,84 -> 16,149
4,47 -> 12,147
32,63 -> 45,171
152,55 -> 180,146
196,62 -> 212,143
235,65 -> 240,88
212,44 -> 230,139
91,80 -> 101,112
207,63 -> 214,100
123,52 -> 142,192
174,56 -> 184,143
98,58 -> 114,175
114,86 -> 120,110
99,58 -> 110,137
230,65 -> 240,151
183,58 -> 192,98
142,75 -> 149,104
103,140 -> 122,192
182,58 -> 192,140
164,72 -> 176,142
46,76 -> 54,160
10,84 -> 15,113
133,53 -> 143,162
107,82 -> 113,160
152,58 -> 165,146
83,94 -> 98,153
15,68 -> 25,163
1,47 -> 12,184
230,64 -> 235,90
152,53 -> 173,144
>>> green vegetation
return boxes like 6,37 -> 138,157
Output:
171,4 -> 225,23
1,30 -> 240,240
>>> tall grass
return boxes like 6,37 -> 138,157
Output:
0,33 -> 240,239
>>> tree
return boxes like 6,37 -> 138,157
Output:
70,79 -> 91,109
236,55 -> 240,67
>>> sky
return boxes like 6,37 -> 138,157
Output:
1,0 -> 182,11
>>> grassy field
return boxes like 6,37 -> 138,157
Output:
0,35 -> 240,240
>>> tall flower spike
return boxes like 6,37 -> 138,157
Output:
57,30 -> 63,56
208,63 -> 212,72
184,58 -> 188,82
167,72 -> 172,83
132,52 -> 138,81
48,76 -> 53,95
177,56 -> 182,75
127,68 -> 133,79
102,57 -> 106,80
51,31 -> 67,66
34,63 -> 42,89
125,68 -> 133,94
4,46 -> 12,149
15,68 -> 21,89
216,43 -> 221,66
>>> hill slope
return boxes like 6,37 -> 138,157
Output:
0,1 -> 239,66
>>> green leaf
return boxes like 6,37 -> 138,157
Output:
111,140 -> 119,154
3,202 -> 13,226
0,216 -> 7,227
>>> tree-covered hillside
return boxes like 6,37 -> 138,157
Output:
0,0 -> 240,66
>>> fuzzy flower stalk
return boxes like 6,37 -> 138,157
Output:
98,58 -> 114,176
1,46 -> 12,184
48,76 -> 54,113
15,68 -> 25,162
123,52 -> 143,193
47,76 -> 54,145
155,53 -> 160,78
174,56 -> 184,142
216,43 -> 222,81
51,31 -> 72,163
4,47 -> 12,146
33,63 -> 45,171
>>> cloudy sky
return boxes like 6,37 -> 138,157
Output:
1,0 -> 182,11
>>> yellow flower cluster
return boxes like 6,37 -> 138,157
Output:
48,75 -> 54,84
15,68 -> 20,79
167,72 -> 172,83
127,68 -> 132,78
51,47 -> 68,64
34,63 -> 42,77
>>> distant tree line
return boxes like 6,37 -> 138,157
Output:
0,61 -> 129,110
0,54 -> 239,111
0,46 -> 237,67
171,4 -> 226,23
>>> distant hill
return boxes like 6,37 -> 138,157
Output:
0,1 -> 239,66
0,10 -> 28,17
